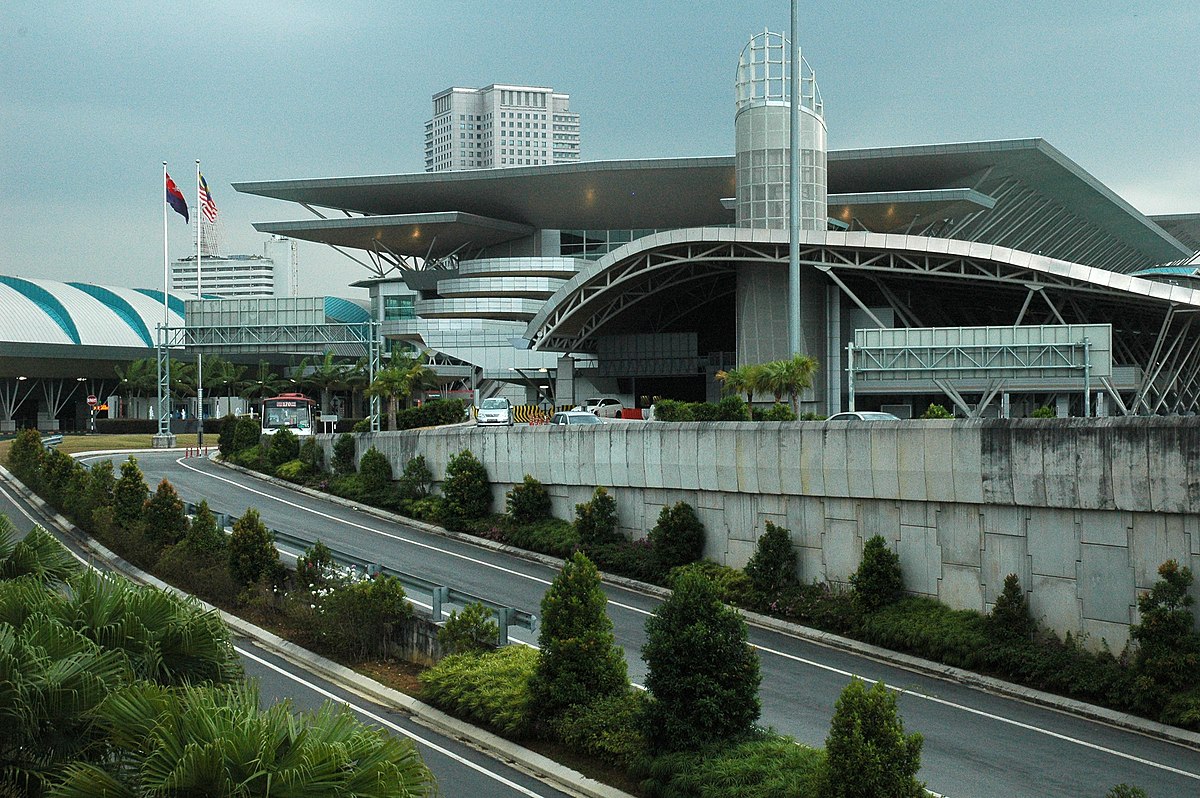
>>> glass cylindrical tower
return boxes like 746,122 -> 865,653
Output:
734,30 -> 826,230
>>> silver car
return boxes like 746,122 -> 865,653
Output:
825,411 -> 902,421
551,410 -> 604,426
477,397 -> 514,426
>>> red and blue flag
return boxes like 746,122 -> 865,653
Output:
165,172 -> 189,222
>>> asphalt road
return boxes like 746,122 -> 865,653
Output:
0,462 -> 575,798
97,450 -> 1200,797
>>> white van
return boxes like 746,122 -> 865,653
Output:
477,397 -> 514,426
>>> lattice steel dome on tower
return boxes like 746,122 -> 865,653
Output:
734,30 -> 826,230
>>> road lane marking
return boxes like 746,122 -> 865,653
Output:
237,645 -> 552,797
148,455 -> 1200,781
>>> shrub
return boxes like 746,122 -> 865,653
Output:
295,539 -> 336,588
443,449 -> 491,522
142,479 -> 189,548
530,552 -> 628,719
438,601 -> 499,655
1031,405 -> 1056,418
397,455 -> 434,501
989,573 -> 1035,641
228,508 -> 278,586
642,570 -> 761,753
506,474 -> 552,525
921,403 -> 953,419
850,535 -> 904,612
231,415 -> 262,453
550,689 -> 649,768
407,496 -> 446,524
1106,786 -> 1148,798
666,560 -> 753,607
586,539 -> 660,583
643,735 -> 826,798
648,501 -> 705,574
113,456 -> 149,530
322,575 -> 412,661
716,394 -> 751,421
275,459 -> 308,482
298,435 -> 323,473
40,449 -> 76,507
1131,559 -> 1200,696
419,646 -> 538,736
358,446 -> 393,499
266,428 -> 300,469
652,399 -> 693,422
822,678 -> 924,798
744,520 -> 798,599
574,486 -> 619,545
6,428 -> 44,484
183,499 -> 225,555
502,517 -> 578,557
394,398 -> 468,430
217,413 -> 239,456
760,403 -> 798,422
84,459 -> 117,516
332,433 -> 357,475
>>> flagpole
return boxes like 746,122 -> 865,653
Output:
158,162 -> 171,446
195,160 -> 204,448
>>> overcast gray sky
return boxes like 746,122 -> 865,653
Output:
2,1 -> 1196,297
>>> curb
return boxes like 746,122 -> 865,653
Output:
214,456 -> 1200,751
0,461 -> 635,798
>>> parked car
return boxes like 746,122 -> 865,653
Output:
573,397 -> 624,418
825,411 -> 902,421
551,410 -> 604,426
476,397 -> 514,426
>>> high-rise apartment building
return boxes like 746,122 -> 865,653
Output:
171,236 -> 297,298
424,84 -> 580,172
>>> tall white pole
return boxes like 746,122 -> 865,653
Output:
162,162 -> 170,328
788,0 -> 801,357
195,160 -> 204,445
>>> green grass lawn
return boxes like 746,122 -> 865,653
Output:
0,432 -> 212,462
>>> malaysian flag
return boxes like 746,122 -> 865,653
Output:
199,172 -> 218,223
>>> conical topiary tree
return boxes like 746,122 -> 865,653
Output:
530,552 -> 628,719
143,479 -> 189,548
113,457 -> 149,530
744,520 -> 798,599
228,508 -> 278,585
823,678 -> 925,798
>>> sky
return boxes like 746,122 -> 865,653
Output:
2,1 -> 1197,298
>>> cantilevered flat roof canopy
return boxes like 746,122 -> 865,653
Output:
253,212 -> 533,254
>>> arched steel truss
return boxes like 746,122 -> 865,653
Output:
527,231 -> 1200,414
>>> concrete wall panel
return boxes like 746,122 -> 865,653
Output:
845,428 -> 875,497
898,523 -> 941,596
1079,509 -> 1128,548
922,423 -> 955,502
823,517 -> 861,582
756,426 -> 782,496
937,503 -> 982,568
678,426 -> 700,491
822,429 -> 850,497
897,425 -> 928,501
982,531 -> 1029,606
1030,574 -> 1082,636
940,562 -> 984,613
797,425 -> 824,496
871,426 -> 901,500
1027,507 -> 1080,579
1078,543 -> 1134,625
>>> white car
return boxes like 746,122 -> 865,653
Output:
825,411 -> 902,421
551,410 -> 604,426
476,397 -> 514,426
573,397 -> 624,418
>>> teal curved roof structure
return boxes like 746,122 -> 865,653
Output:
134,288 -> 187,319
0,276 -> 81,344
67,282 -> 154,346
324,295 -> 371,323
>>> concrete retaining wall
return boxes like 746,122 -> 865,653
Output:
326,417 -> 1200,652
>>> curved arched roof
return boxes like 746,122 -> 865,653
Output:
0,276 -> 189,349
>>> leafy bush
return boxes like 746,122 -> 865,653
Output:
267,428 -> 300,469
84,459 -> 117,516
227,444 -> 269,473
758,403 -> 798,422
217,413 -> 239,456
648,501 -> 705,574
715,394 -> 751,421
322,575 -> 412,661
39,449 -> 77,508
397,455 -> 434,501
651,399 -> 693,422
989,573 -> 1035,641
298,436 -> 323,473
666,560 -> 753,607
113,457 -> 149,530
142,479 -> 189,548
6,428 -> 44,484
438,601 -> 499,655
638,735 -> 826,798
394,398 -> 467,430
183,499 -> 225,555
530,552 -> 628,719
744,520 -> 798,599
1106,785 -> 1148,798
228,508 -> 278,586
822,678 -> 924,798
295,539 -> 336,588
419,646 -> 538,736
275,459 -> 308,482
1031,405 -> 1056,418
358,446 -> 393,499
502,517 -> 578,557
332,433 -> 357,475
231,415 -> 262,453
586,539 -> 660,583
442,449 -> 492,523
652,396 -> 751,422
643,570 -> 761,753
857,597 -> 991,669
1131,559 -> 1200,699
574,486 -> 619,545
850,535 -> 904,612
406,496 -> 446,524
550,689 -> 649,768
921,403 -> 953,419
506,475 -> 552,525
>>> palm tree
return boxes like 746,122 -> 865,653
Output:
365,365 -> 412,432
760,354 -> 819,415
714,364 -> 762,405
0,519 -> 81,585
297,350 -> 349,415
114,357 -> 157,417
240,361 -> 287,405
52,681 -> 436,797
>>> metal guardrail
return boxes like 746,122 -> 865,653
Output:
40,434 -> 64,450
185,501 -> 536,646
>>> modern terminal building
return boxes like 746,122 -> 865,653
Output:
234,31 -> 1200,418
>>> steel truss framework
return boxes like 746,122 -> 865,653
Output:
297,204 -> 468,278
155,321 -> 382,437
528,233 -> 1200,414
